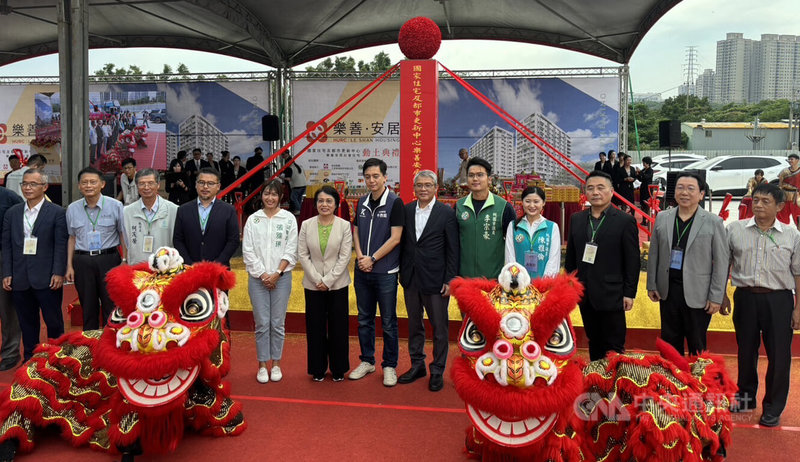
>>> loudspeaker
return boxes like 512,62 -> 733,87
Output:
658,120 -> 681,148
665,169 -> 706,208
262,114 -> 279,141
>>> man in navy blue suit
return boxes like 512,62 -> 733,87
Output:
2,169 -> 68,361
173,167 -> 240,267
0,184 -> 22,370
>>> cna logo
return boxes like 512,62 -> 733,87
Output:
306,120 -> 328,143
0,124 -> 7,144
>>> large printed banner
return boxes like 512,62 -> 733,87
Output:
292,73 -> 620,187
0,81 -> 271,181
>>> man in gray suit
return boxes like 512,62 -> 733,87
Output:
646,172 -> 729,355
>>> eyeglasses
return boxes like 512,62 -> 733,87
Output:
196,181 -> 219,187
21,182 -> 46,188
467,172 -> 487,179
137,181 -> 158,188
414,183 -> 436,189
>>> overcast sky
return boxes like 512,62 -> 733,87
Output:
0,0 -> 797,97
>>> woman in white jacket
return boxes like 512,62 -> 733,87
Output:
242,179 -> 297,384
297,185 -> 353,382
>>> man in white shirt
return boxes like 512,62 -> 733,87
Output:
398,170 -> 459,391
5,154 -> 47,198
123,168 -> 178,265
117,158 -> 139,206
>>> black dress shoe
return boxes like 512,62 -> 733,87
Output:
428,374 -> 444,391
397,365 -> 426,384
0,359 -> 20,372
759,413 -> 780,427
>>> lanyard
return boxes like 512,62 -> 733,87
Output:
589,215 -> 605,243
199,202 -> 212,231
674,215 -> 694,247
24,210 -> 35,236
84,196 -> 105,232
524,220 -> 547,251
756,227 -> 779,248
144,197 -> 160,234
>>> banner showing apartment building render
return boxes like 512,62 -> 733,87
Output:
292,75 -> 619,187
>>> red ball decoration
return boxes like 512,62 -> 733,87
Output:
398,17 -> 442,60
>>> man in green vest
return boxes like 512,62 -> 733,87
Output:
455,157 -> 516,279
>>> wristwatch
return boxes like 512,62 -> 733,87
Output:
370,256 -> 377,263
279,270 -> 285,276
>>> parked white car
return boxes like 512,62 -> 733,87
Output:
654,155 -> 788,196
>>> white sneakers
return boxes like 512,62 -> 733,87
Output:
256,365 -> 282,383
348,361 -> 376,380
382,367 -> 397,387
256,367 -> 269,383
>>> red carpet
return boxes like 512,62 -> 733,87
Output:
2,331 -> 800,461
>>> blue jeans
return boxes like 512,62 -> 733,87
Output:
290,186 -> 306,213
249,274 -> 292,361
354,270 -> 399,368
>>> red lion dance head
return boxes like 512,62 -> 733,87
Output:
451,263 -> 585,460
451,263 -> 735,462
0,247 -> 245,460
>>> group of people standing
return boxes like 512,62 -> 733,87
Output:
594,150 -> 654,223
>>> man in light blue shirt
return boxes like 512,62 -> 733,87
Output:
65,167 -> 126,330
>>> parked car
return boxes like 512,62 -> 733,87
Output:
649,153 -> 706,165
652,159 -> 706,188
151,108 -> 167,123
654,155 -> 788,196
632,154 -> 706,174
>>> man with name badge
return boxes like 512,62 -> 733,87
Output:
66,167 -> 126,330
2,168 -> 68,361
123,168 -> 178,265
565,170 -> 640,361
646,172 -> 728,356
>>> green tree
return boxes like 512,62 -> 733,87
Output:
306,52 -> 392,72
176,63 -> 190,75
358,51 -> 393,72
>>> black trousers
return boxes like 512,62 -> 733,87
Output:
579,299 -> 627,361
0,282 -> 21,364
74,252 -> 121,330
304,287 -> 350,377
403,283 -> 450,375
660,281 -> 712,356
732,288 -> 794,416
12,288 -> 64,361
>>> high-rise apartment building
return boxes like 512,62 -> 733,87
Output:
714,33 -> 800,104
695,69 -> 715,100
469,126 -> 515,178
176,114 -> 229,157
516,113 -> 571,183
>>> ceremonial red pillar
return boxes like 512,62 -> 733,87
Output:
399,59 -> 438,203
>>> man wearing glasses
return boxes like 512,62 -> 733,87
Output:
122,168 -> 179,265
398,170 -> 459,391
65,167 -> 126,330
1,169 -> 67,362
455,157 -> 516,279
173,167 -> 239,268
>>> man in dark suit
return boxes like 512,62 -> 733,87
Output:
173,167 -> 240,267
184,148 -> 210,199
0,184 -> 22,370
565,170 -> 640,361
1,169 -> 68,361
593,151 -> 607,172
398,171 -> 459,391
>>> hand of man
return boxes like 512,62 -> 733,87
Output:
65,266 -> 74,283
50,275 -> 64,290
2,277 -> 11,291
792,307 -> 800,330
357,256 -> 373,272
705,300 -> 721,314
316,281 -> 329,291
623,297 -> 634,311
441,284 -> 450,297
647,290 -> 661,302
720,295 -> 731,316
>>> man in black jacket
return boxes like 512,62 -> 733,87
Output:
565,170 -> 640,360
397,170 -> 459,391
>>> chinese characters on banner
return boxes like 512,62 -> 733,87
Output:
399,60 -> 438,203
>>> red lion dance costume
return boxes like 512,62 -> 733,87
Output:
0,247 -> 246,461
451,263 -> 735,462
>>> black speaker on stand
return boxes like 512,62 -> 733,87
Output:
262,114 -> 280,141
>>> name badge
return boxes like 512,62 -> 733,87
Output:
143,235 -> 154,253
582,243 -> 598,264
23,237 -> 38,255
524,251 -> 539,274
88,231 -> 102,251
670,248 -> 684,270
